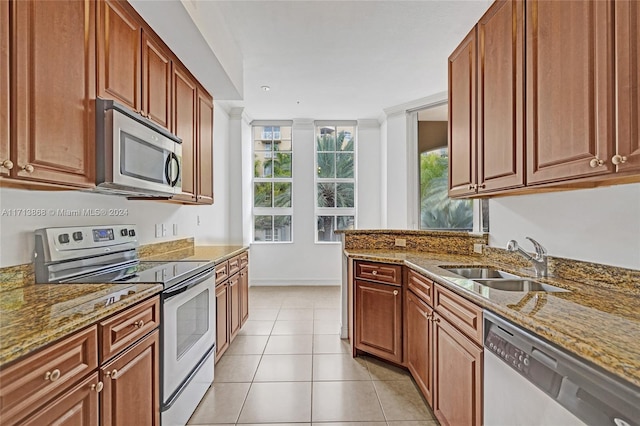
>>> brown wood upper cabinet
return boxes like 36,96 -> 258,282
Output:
450,0 -> 640,196
98,0 -> 172,129
449,0 -> 524,197
9,0 -> 96,187
197,89 -> 215,204
614,0 -> 640,174
526,0 -> 615,184
0,0 -> 9,178
97,0 -> 141,112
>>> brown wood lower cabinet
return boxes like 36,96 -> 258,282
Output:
101,329 -> 160,426
354,279 -> 403,364
229,273 -> 241,341
20,372 -> 100,426
240,266 -> 249,326
215,252 -> 250,362
215,282 -> 230,362
406,290 -> 433,406
0,296 -> 160,426
433,312 -> 483,426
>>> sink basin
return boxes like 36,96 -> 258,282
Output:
442,267 -> 521,280
473,279 -> 569,293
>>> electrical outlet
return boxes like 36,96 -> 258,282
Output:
162,224 -> 168,237
474,243 -> 484,254
173,223 -> 178,236
395,238 -> 407,247
155,224 -> 162,238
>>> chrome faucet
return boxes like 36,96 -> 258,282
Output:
506,237 -> 548,277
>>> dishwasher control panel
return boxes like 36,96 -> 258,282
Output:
485,330 -> 531,374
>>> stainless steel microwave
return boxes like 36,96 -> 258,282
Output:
95,98 -> 182,197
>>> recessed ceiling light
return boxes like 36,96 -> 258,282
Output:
261,85 -> 271,92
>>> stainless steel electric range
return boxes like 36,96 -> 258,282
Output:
34,224 -> 215,426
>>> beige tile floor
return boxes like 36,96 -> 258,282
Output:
188,286 -> 439,426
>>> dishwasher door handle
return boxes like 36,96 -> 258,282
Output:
532,347 -> 558,369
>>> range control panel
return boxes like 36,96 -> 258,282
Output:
35,225 -> 139,262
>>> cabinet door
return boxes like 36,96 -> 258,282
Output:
240,267 -> 249,326
97,0 -> 141,111
215,283 -> 230,362
12,0 -> 96,186
526,0 -> 615,184
615,0 -> 640,173
406,290 -> 433,406
448,28 -> 477,197
0,0 -> 8,177
477,0 -> 524,193
101,330 -> 160,426
142,31 -> 171,129
229,273 -> 241,341
433,314 -> 482,426
20,373 -> 100,426
197,88 -> 214,204
355,280 -> 403,364
172,64 -> 197,202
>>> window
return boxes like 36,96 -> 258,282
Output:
253,124 -> 293,242
315,123 -> 356,242
420,147 -> 473,230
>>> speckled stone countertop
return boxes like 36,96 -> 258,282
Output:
346,249 -> 640,388
0,283 -> 162,367
0,243 -> 248,368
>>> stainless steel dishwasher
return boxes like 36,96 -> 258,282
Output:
484,311 -> 640,426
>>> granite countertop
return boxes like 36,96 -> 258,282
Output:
0,283 -> 162,367
0,245 -> 249,368
346,249 -> 640,388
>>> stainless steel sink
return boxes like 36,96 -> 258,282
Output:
473,279 -> 569,293
442,267 -> 520,280
441,266 -> 569,293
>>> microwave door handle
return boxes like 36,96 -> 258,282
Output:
165,153 -> 180,187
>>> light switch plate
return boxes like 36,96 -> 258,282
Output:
173,224 -> 178,236
155,224 -> 162,238
474,243 -> 483,254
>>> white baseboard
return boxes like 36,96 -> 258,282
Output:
249,279 -> 341,287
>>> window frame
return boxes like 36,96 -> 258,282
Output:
314,121 -> 358,244
252,121 -> 294,244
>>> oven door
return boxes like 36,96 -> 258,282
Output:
162,270 -> 215,404
112,108 -> 182,195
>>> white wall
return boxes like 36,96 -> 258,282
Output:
384,112 -> 409,228
0,105 -> 235,267
249,119 -> 339,285
356,120 -> 383,228
489,183 -> 640,269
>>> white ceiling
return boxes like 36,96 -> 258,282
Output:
171,1 -> 491,120
134,1 -> 491,120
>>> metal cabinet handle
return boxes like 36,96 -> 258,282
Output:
372,270 -> 378,275
1,160 -> 13,170
91,381 -> 104,393
21,164 -> 35,173
44,369 -> 61,382
431,317 -> 441,323
105,369 -> 118,379
612,154 -> 627,165
589,157 -> 604,168
133,320 -> 145,329
478,183 -> 486,189
393,290 -> 398,296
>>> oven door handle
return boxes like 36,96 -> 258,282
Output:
163,269 -> 215,300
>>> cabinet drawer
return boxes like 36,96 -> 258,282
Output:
407,270 -> 433,306
228,255 -> 241,277
100,296 -> 160,362
239,252 -> 249,269
0,326 -> 98,425
215,261 -> 229,285
433,284 -> 483,345
355,261 -> 402,286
